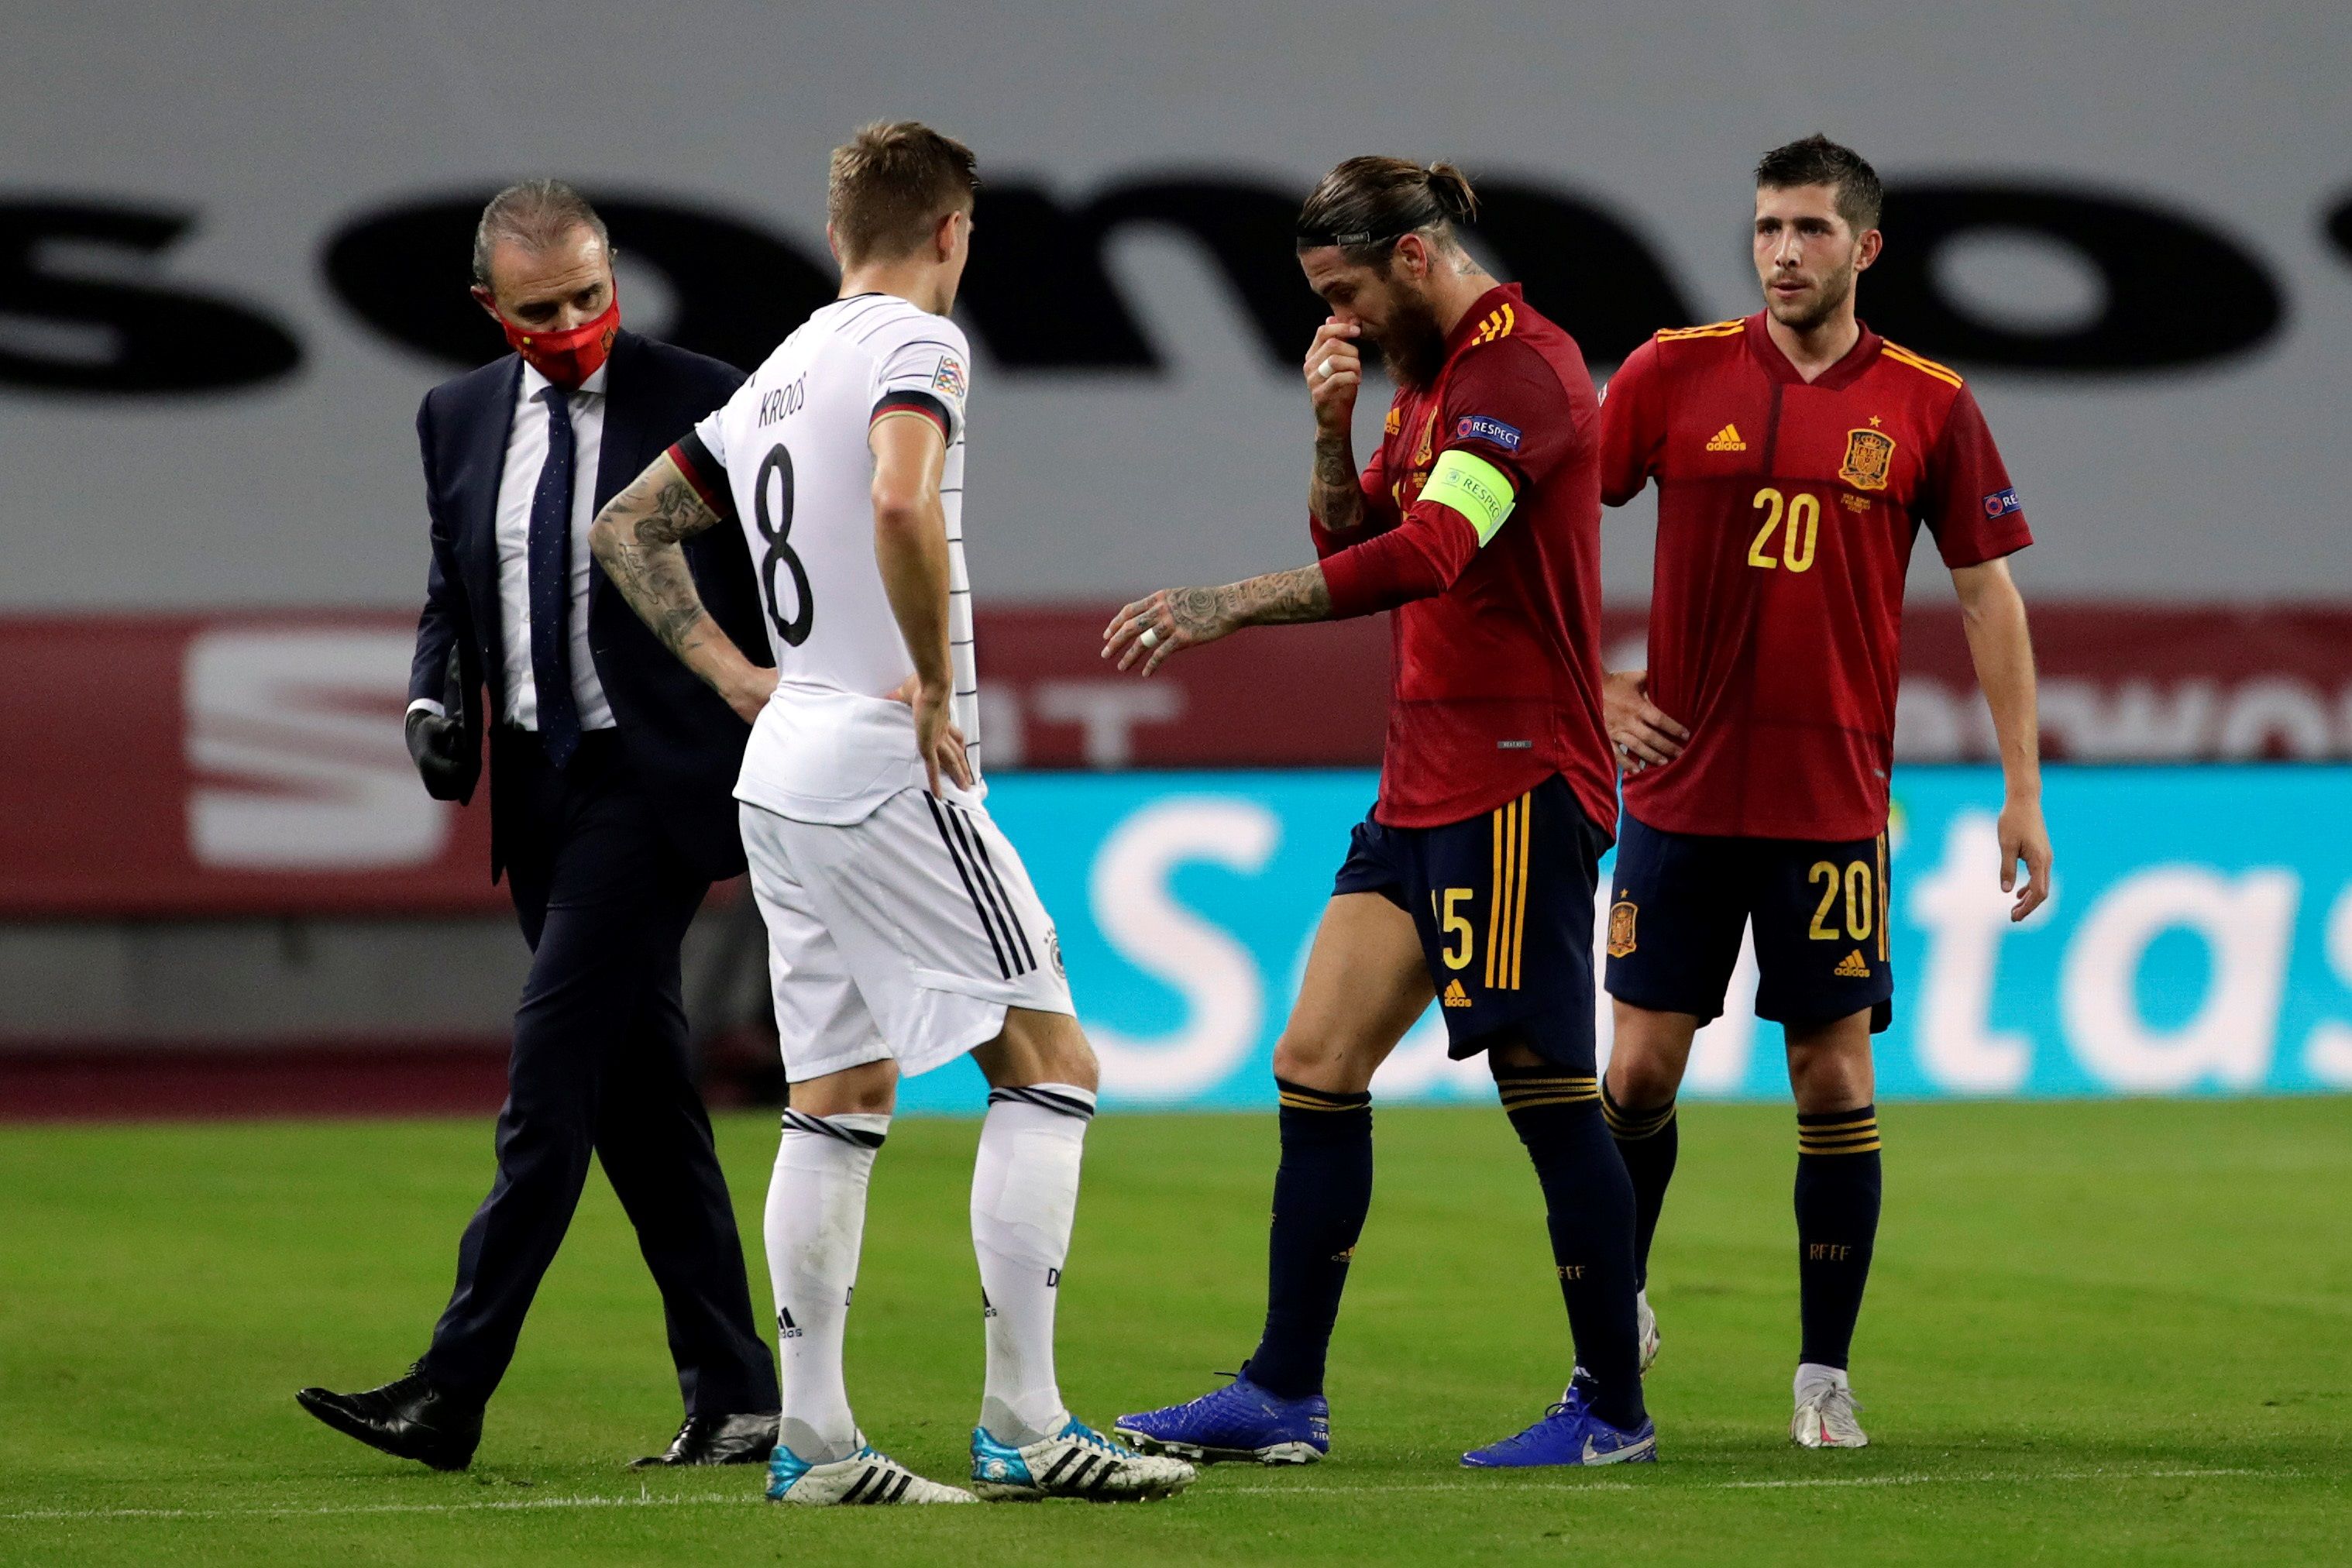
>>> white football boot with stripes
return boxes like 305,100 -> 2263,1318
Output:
969,1418 -> 1196,1501
1790,1367 -> 1869,1449
765,1440 -> 975,1505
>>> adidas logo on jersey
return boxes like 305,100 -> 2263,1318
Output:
1442,978 -> 1473,1009
1706,423 -> 1746,452
1834,949 -> 1872,978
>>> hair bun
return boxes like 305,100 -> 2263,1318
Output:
1425,162 -> 1480,225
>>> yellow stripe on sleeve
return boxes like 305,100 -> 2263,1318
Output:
1883,342 -> 1965,388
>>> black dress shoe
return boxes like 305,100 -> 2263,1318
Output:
629,1412 -> 781,1468
296,1363 -> 483,1472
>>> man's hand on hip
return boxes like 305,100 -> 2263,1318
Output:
718,663 -> 780,726
913,678 -> 974,796
1604,669 -> 1688,773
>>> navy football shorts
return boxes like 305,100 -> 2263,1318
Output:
1603,810 -> 1893,1033
1331,775 -> 1610,1072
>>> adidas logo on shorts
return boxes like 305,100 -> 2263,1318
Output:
1442,978 -> 1473,1009
1834,949 -> 1871,978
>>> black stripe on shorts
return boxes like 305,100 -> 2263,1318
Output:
925,794 -> 1016,978
951,802 -> 1037,973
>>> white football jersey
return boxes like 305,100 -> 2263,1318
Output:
677,294 -> 979,824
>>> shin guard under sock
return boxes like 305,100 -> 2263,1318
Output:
1794,1104 -> 1883,1370
1497,1065 -> 1645,1430
1601,1082 -> 1678,1290
1242,1078 -> 1373,1400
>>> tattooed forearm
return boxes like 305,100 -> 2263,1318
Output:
590,465 -> 721,665
1170,565 -> 1332,641
1309,431 -> 1364,533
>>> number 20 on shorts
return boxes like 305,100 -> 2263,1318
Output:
1807,858 -> 1875,942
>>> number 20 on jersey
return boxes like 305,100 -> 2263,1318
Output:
1747,486 -> 1820,573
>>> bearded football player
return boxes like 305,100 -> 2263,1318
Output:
1105,157 -> 1655,1470
1595,135 -> 2053,1448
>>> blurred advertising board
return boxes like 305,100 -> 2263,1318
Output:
4,608 -> 2352,916
899,765 -> 2352,1110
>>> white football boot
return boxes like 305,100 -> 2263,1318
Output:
765,1439 -> 976,1504
970,1418 -> 1196,1501
1790,1366 -> 1869,1449
1636,1288 -> 1661,1374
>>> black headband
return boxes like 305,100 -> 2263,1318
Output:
1295,192 -> 1446,252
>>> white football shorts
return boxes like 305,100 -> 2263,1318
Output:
740,788 -> 1074,1084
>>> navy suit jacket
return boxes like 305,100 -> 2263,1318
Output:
406,329 -> 764,882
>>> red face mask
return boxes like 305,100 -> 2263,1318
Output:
501,291 -> 620,389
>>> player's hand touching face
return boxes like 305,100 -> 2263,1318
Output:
1604,669 -> 1688,772
1997,794 -> 2053,923
1303,318 -> 1363,433
1102,587 -> 1233,677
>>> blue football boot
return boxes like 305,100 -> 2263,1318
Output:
1114,1374 -> 1329,1465
1461,1382 -> 1658,1469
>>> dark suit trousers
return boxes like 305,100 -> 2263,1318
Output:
421,729 -> 778,1415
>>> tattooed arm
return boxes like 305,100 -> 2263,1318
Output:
1105,483 -> 1494,677
588,452 -> 776,723
1101,563 -> 1332,677
1310,428 -> 1366,535
1303,318 -> 1367,536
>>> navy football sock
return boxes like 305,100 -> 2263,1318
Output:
1242,1078 -> 1373,1401
1497,1064 -> 1645,1430
1601,1083 -> 1678,1289
1794,1104 -> 1883,1370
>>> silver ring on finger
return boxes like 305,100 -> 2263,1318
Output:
1139,626 -> 1161,650
1318,357 -> 1336,380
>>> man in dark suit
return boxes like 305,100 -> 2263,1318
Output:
297,181 -> 779,1471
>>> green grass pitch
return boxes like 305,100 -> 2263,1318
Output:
2,1098 -> 2347,1565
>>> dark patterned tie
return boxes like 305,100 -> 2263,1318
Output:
527,386 -> 581,768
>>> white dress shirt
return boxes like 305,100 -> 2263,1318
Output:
409,360 -> 616,731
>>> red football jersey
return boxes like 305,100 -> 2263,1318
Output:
1314,284 -> 1617,834
1600,313 -> 2030,841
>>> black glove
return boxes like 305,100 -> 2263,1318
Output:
406,707 -> 469,801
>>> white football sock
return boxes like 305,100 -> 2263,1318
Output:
766,1109 -> 888,1464
971,1083 -> 1096,1445
1795,1361 -> 1852,1397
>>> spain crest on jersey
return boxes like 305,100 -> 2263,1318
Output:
1839,428 -> 1896,491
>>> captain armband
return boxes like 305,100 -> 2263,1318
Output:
1421,449 -> 1517,545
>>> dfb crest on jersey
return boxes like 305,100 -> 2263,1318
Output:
1607,899 -> 1638,958
1839,428 -> 1896,491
